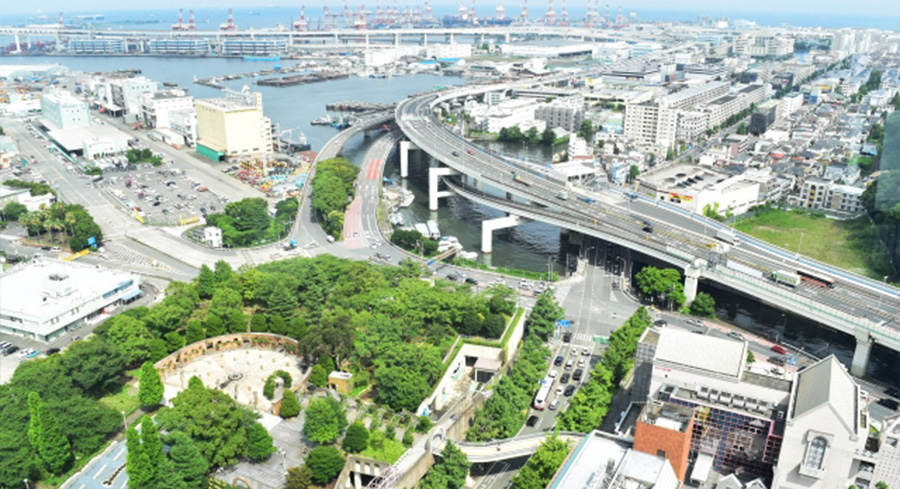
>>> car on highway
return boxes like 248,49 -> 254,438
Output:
565,358 -> 574,370
771,345 -> 787,355
564,385 -> 576,397
573,368 -> 584,382
466,148 -> 474,155
686,319 -> 703,326
560,372 -> 570,384
562,332 -> 572,342
526,415 -> 539,427
878,398 -> 900,410
886,387 -> 900,399
728,331 -> 745,341
549,399 -> 560,410
556,385 -> 564,396
446,274 -> 458,281
554,356 -> 564,367
465,277 -> 479,285
654,320 -> 668,327
548,369 -> 558,379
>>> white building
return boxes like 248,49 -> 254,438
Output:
796,178 -> 865,215
639,164 -> 760,216
83,137 -> 127,161
109,76 -> 159,123
871,414 -> 900,489
535,104 -> 584,132
40,89 -> 90,130
0,260 -> 142,342
472,98 -> 539,133
0,185 -> 54,211
499,39 -> 596,58
625,82 -> 730,149
140,89 -> 194,130
772,357 -> 871,489
170,109 -> 198,147
204,226 -> 223,248
734,31 -> 795,57
779,93 -> 803,119
426,42 -> 472,59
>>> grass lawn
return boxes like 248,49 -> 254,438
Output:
734,210 -> 894,281
99,372 -> 141,416
360,438 -> 407,464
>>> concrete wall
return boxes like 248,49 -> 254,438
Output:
394,450 -> 436,489
420,343 -> 501,414
154,333 -> 299,378
502,309 -> 527,363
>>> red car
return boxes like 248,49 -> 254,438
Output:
466,149 -> 474,155
771,345 -> 787,355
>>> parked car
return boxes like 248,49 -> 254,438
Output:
728,331 -> 745,341
446,274 -> 458,281
549,399 -> 560,410
548,369 -> 558,379
45,348 -> 61,356
562,332 -> 572,343
573,368 -> 584,382
878,398 -> 899,410
2,346 -> 19,356
771,345 -> 787,355
582,346 -> 591,356
465,277 -> 479,285
526,415 -> 539,427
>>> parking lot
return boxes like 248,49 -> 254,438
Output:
97,166 -> 232,226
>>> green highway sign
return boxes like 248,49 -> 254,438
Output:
592,336 -> 609,344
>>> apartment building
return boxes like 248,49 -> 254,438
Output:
109,76 -> 159,124
734,31 -> 795,57
796,178 -> 865,215
195,88 -> 273,162
140,89 -> 195,130
534,104 -> 584,132
625,81 -> 728,149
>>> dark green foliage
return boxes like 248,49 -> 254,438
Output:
36,402 -> 71,473
3,179 -> 56,196
205,197 -> 296,248
690,292 -> 717,317
482,313 -> 506,338
204,314 -> 225,337
308,364 -> 328,387
266,283 -> 298,319
414,416 -> 433,433
139,361 -> 164,408
141,416 -> 165,473
285,465 -> 314,489
342,423 -> 369,453
156,376 -> 267,468
510,435 -> 570,489
402,431 -> 414,447
373,343 -> 443,411
634,266 -> 686,308
185,320 -> 205,345
525,290 -> 564,341
167,431 -> 209,489
58,337 -> 125,394
279,390 -> 301,418
467,335 -> 550,441
165,331 -> 186,352
390,229 -> 439,256
250,314 -> 268,333
419,442 -> 470,489
310,158 -> 359,239
126,425 -> 153,488
263,376 -> 277,400
27,392 -> 43,450
197,265 -> 216,299
1,201 -> 27,221
246,422 -> 277,462
305,446 -> 345,485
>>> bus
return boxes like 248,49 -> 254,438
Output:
533,379 -> 552,410
796,268 -> 836,289
772,270 -> 802,287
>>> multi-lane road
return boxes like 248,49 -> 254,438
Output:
394,85 -> 900,356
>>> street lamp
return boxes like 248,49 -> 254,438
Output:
24,479 -> 29,489
121,410 -> 127,430
796,231 -> 804,260
277,448 -> 287,476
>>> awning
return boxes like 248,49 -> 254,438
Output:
691,453 -> 715,483
120,289 -> 143,302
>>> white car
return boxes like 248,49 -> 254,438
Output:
556,385 -> 564,396
548,369 -> 558,378
578,358 -> 586,368
549,399 -> 560,410
570,347 -> 578,356
582,346 -> 591,356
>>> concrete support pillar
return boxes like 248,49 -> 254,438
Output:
399,140 -> 418,178
482,215 -> 520,253
423,33 -> 428,47
851,330 -> 873,377
480,33 -> 485,45
429,167 -> 455,211
449,33 -> 455,44
334,32 -> 339,44
505,32 -> 510,43
684,266 -> 701,304
354,472 -> 362,489
365,32 -> 370,46
395,32 -> 400,46
13,32 -> 21,54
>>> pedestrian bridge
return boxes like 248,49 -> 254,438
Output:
432,430 -> 585,463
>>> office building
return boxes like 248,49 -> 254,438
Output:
40,89 -> 90,130
195,88 -> 273,162
734,31 -> 795,57
0,260 -> 142,342
625,82 -> 729,149
778,94 -> 803,119
140,90 -> 195,130
426,42 -> 472,59
169,109 -> 198,147
870,414 -> 900,489
750,100 -> 780,136
109,76 -> 159,124
640,164 -> 760,216
535,104 -> 584,132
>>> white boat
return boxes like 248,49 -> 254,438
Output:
426,220 -> 440,240
399,189 -> 415,208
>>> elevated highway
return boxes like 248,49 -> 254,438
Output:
396,83 -> 900,375
314,112 -> 394,163
433,431 -> 585,464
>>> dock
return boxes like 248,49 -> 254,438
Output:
325,100 -> 394,113
256,72 -> 349,87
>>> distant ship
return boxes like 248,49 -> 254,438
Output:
311,115 -> 333,125
75,13 -> 105,20
244,55 -> 281,61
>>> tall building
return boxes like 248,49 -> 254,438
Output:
734,31 -> 795,57
109,76 -> 159,124
140,90 -> 195,130
40,89 -> 90,130
625,81 -> 728,149
195,88 -> 273,162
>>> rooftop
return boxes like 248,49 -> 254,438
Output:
46,124 -> 132,152
654,327 -> 746,379
791,355 -> 859,436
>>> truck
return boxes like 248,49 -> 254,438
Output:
512,172 -> 531,187
284,239 -> 298,251
771,270 -> 802,287
556,191 -> 568,200
577,196 -> 597,205
715,229 -> 739,245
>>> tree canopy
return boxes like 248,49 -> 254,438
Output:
303,397 -> 347,444
305,446 -> 345,485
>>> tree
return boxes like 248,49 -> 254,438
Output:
285,465 -> 314,489
102,315 -> 156,367
305,446 -> 345,485
204,315 -> 225,338
138,362 -> 164,408
629,165 -> 640,180
167,431 -> 208,489
197,264 -> 216,299
419,441 -> 470,489
279,390 -> 301,418
27,392 -> 44,451
342,423 -> 369,453
263,375 -> 277,400
482,313 -> 506,338
246,422 -> 276,462
250,314 -> 268,333
140,416 -> 164,478
747,350 -> 756,364
126,425 -> 153,488
875,482 -> 888,489
402,431 -> 414,447
266,283 -> 298,320
308,364 -> 328,388
736,122 -> 748,135
303,398 -> 346,443
209,287 -> 243,321
58,337 -> 125,393
35,401 -> 71,473
510,435 -> 570,489
1,201 -> 27,221
541,127 -> 556,145
526,291 -> 564,341
689,292 -> 716,317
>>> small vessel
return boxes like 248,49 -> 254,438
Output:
311,115 -> 333,126
244,55 -> 281,61
389,212 -> 405,226
426,220 -> 440,240
296,131 -> 310,150
398,189 -> 415,208
163,81 -> 178,87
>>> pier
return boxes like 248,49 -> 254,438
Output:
325,100 -> 395,113
256,72 -> 349,87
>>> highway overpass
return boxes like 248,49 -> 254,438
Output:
394,82 -> 900,376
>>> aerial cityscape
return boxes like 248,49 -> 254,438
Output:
0,2 -> 898,489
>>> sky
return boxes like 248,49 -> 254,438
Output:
7,1 -> 899,18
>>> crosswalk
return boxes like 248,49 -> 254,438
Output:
102,241 -> 173,272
